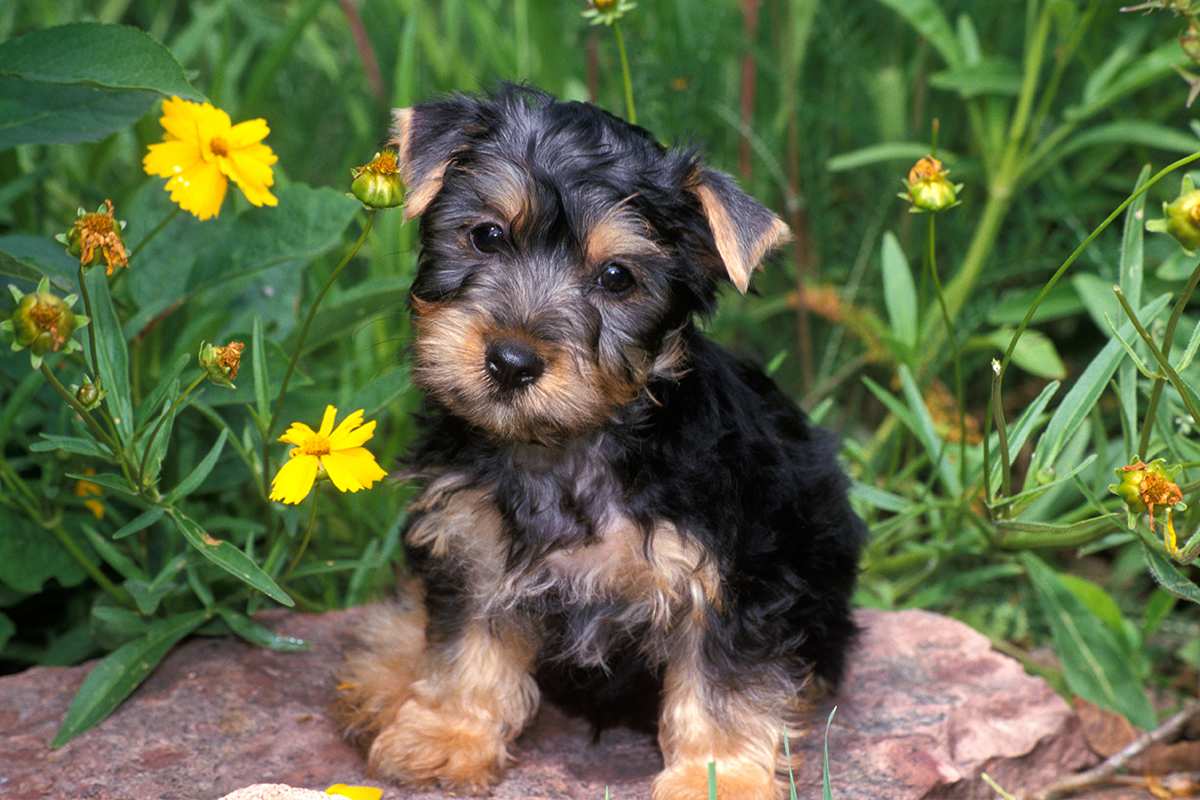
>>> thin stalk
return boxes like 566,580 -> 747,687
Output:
283,488 -> 320,580
991,360 -> 1012,502
262,213 -> 375,498
50,522 -> 133,607
76,266 -> 101,376
612,22 -> 637,124
138,372 -> 206,486
39,362 -> 118,451
127,206 -> 179,263
926,214 -> 966,493
1114,287 -> 1200,426
1138,259 -> 1200,455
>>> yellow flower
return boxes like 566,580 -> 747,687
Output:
326,784 -> 383,800
142,96 -> 279,220
270,405 -> 387,505
74,468 -> 104,520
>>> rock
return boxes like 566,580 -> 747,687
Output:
0,607 -> 1112,799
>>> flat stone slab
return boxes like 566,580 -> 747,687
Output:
0,607 -> 1115,799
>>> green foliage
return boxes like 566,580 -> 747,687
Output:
1,0 -> 1200,771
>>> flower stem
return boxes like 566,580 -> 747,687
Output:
262,213 -> 375,498
613,21 -> 637,125
927,214 -> 966,494
1114,286 -> 1200,428
283,488 -> 320,580
127,206 -> 180,263
1138,258 -> 1200,456
137,372 -> 207,487
77,266 -> 101,377
39,362 -> 117,451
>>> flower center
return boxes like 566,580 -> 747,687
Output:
367,150 -> 399,175
29,302 -> 62,333
79,213 -> 115,236
210,136 -> 230,157
299,437 -> 332,457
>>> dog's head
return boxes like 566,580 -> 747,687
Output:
399,86 -> 790,443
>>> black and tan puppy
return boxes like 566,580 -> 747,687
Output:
337,85 -> 865,799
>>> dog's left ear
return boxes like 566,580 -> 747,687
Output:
688,168 -> 792,294
389,98 -> 475,220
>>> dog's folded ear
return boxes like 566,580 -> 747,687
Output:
689,168 -> 792,294
389,98 -> 475,220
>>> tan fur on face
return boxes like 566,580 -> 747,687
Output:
584,200 -> 663,265
459,159 -> 532,226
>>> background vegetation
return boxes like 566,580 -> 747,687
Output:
2,0 -> 1199,782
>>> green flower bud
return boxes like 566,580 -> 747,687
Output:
53,199 -> 129,276
900,156 -> 962,213
2,277 -> 89,369
350,151 -> 405,209
73,376 -> 105,411
582,0 -> 637,25
199,340 -> 244,389
1146,176 -> 1200,252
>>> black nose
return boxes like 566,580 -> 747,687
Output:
485,339 -> 544,391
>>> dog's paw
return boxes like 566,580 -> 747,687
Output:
652,757 -> 779,800
367,696 -> 508,793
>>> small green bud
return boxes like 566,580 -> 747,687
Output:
900,156 -> 962,213
74,376 -> 104,411
1146,175 -> 1200,252
2,277 -> 89,369
350,151 -> 405,209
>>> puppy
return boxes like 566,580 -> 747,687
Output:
336,85 -> 865,800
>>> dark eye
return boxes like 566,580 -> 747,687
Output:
470,223 -> 506,254
598,263 -> 635,294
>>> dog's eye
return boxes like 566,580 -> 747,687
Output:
470,223 -> 506,254
598,263 -> 635,294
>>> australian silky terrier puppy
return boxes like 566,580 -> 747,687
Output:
336,86 -> 865,800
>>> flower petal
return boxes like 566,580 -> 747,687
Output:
159,96 -> 202,142
320,448 -> 387,494
279,421 -> 318,446
270,453 -> 320,504
143,139 -> 202,178
327,409 -> 366,448
164,160 -> 227,220
220,148 -> 278,208
228,118 -> 271,148
317,405 -> 339,438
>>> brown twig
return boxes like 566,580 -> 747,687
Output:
340,0 -> 384,102
1033,700 -> 1200,800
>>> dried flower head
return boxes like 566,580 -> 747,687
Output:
56,200 -> 129,275
2,277 -> 89,369
1110,458 -> 1187,532
350,150 -> 404,209
199,340 -> 244,389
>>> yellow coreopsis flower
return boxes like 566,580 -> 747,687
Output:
142,96 -> 279,221
269,406 -> 387,505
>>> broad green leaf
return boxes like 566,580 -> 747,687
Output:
358,366 -> 412,418
52,610 -> 208,747
876,0 -> 962,67
827,141 -> 944,173
1028,294 -> 1171,480
880,233 -> 917,353
1059,573 -> 1139,656
217,608 -> 308,652
1051,122 -> 1200,168
929,58 -> 1021,97
282,276 -> 410,355
0,79 -> 156,149
170,511 -> 293,606
1072,273 -> 1122,335
30,434 -> 111,458
0,23 -> 201,100
980,328 -> 1066,380
1139,533 -> 1200,605
0,519 -> 87,593
89,603 -> 149,649
0,234 -> 79,287
0,248 -> 46,283
898,364 -> 960,494
164,429 -> 227,503
112,507 -> 165,540
85,267 -> 133,443
1021,554 -> 1155,729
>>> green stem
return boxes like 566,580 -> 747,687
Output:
1114,286 -> 1200,427
77,266 -> 101,377
1138,259 -> 1200,456
926,214 -> 966,493
613,21 -> 637,125
138,372 -> 206,487
39,362 -> 118,451
991,361 -> 1013,502
283,488 -> 320,580
127,206 -> 180,264
262,213 -> 375,498
50,522 -> 133,607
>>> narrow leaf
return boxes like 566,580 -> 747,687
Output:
170,511 -> 292,606
112,507 -> 165,540
164,429 -> 227,504
880,232 -> 918,353
85,267 -> 133,443
217,608 -> 308,652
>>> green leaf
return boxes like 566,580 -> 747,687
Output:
0,247 -> 48,283
164,429 -> 227,504
1119,166 -> 1151,456
0,234 -> 79,287
1054,122 -> 1200,165
1139,533 -> 1200,605
1021,554 -> 1156,729
52,610 -> 208,747
929,58 -> 1021,97
1067,40 -> 1187,123
1028,293 -> 1171,480
986,380 -> 1060,488
252,316 -> 270,426
0,519 -> 87,593
0,78 -> 157,149
826,141 -> 945,173
822,706 -> 837,800
876,0 -> 962,67
980,328 -> 1066,380
112,507 -> 165,540
138,384 -> 179,486
89,602 -> 149,649
282,276 -> 410,355
81,524 -> 147,582
880,233 -> 917,353
997,515 -> 1122,549
85,266 -> 133,444
134,353 -> 190,429
169,511 -> 293,607
0,611 -> 14,651
897,364 -> 960,495
0,23 -> 201,100
30,434 -> 111,458
850,482 -> 910,513
987,283 -> 1083,326
1072,273 -> 1122,334
216,608 -> 308,652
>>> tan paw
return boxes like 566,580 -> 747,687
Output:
652,757 -> 780,800
367,696 -> 508,793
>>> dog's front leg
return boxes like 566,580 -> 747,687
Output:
653,626 -> 799,800
367,609 -> 540,792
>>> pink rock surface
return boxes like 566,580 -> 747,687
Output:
0,607 -> 1113,799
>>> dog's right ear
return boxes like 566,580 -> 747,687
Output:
389,98 -> 474,220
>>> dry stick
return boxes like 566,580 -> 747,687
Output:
1033,699 -> 1200,800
